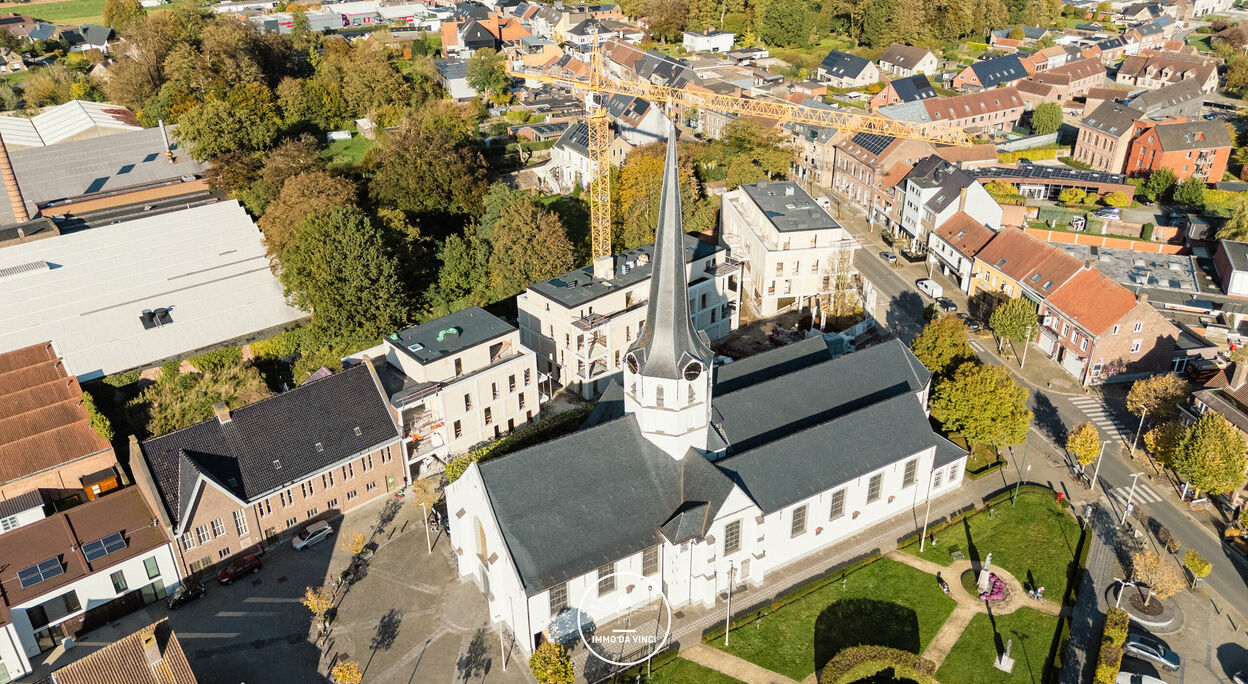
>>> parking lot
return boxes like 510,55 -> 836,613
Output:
29,493 -> 530,683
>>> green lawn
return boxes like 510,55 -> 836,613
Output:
766,36 -> 862,74
905,490 -> 1082,599
936,608 -> 1061,683
320,134 -> 374,167
1188,35 -> 1213,52
715,558 -> 958,681
647,658 -> 742,683
23,0 -> 107,25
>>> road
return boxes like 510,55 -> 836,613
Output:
846,199 -> 1248,609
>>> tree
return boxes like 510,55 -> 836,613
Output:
1126,374 -> 1190,421
487,200 -> 575,299
1008,26 -> 1024,39
861,0 -> 897,47
466,48 -> 510,102
1173,176 -> 1206,207
529,642 -> 574,684
82,391 -> 114,442
1172,412 -> 1248,496
369,104 -> 488,218
988,297 -> 1038,352
1140,167 -> 1176,202
1183,549 -> 1212,581
909,315 -> 974,379
1226,56 -> 1248,96
1131,550 -> 1183,606
1031,102 -> 1063,135
983,180 -> 1019,200
1066,422 -> 1101,466
643,0 -> 689,42
931,362 -> 1033,448
339,532 -> 367,556
280,207 -> 410,345
614,142 -> 704,250
259,172 -> 358,260
1103,191 -> 1129,207
302,585 -> 334,620
1217,195 -> 1248,242
330,659 -> 362,684
175,82 -> 281,160
129,360 -> 272,436
104,0 -> 146,31
759,0 -> 812,47
1057,187 -> 1086,204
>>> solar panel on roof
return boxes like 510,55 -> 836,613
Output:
18,557 -> 63,588
81,531 -> 128,562
852,133 -> 895,156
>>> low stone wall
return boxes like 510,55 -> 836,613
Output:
1024,228 -> 1185,254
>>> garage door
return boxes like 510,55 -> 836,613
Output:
1037,332 -> 1056,356
1061,349 -> 1086,378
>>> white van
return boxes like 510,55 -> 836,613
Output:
916,279 -> 943,299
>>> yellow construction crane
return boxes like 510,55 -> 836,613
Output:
510,40 -> 973,260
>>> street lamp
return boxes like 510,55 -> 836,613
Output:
920,467 -> 938,552
1121,472 -> 1145,526
723,562 -> 735,647
1130,406 -> 1148,459
1090,440 -> 1111,495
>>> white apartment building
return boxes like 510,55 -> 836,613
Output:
445,135 -> 967,657
518,237 -> 740,400
898,156 -> 1003,252
720,181 -> 861,318
351,307 -> 542,477
0,488 -> 182,681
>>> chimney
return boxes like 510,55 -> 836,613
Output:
213,403 -> 232,424
1085,259 -> 1095,269
1233,361 -> 1248,390
0,134 -> 28,223
140,627 -> 164,667
158,119 -> 174,163
958,186 -> 968,212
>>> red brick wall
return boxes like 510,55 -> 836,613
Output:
1090,300 -> 1179,382
0,448 -> 118,502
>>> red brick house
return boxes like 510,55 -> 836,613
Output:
1028,57 -> 1106,100
131,362 -> 405,578
1125,119 -> 1232,181
1037,269 -> 1180,386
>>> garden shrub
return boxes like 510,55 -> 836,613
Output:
159,359 -> 182,382
1141,223 -> 1154,241
1093,608 -> 1129,684
250,328 -> 306,359
101,369 -> 142,388
819,646 -> 936,684
189,346 -> 243,373
82,391 -> 114,441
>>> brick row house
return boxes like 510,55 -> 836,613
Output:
131,363 -> 405,578
1115,52 -> 1219,93
970,228 -> 1181,386
1125,119 -> 1232,181
1027,57 -> 1106,101
1073,101 -> 1147,172
830,132 -> 936,226
896,155 -> 1003,252
921,88 -> 1026,134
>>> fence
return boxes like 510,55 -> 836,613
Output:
1024,228 -> 1186,254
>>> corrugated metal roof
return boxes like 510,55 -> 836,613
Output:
0,200 -> 305,380
0,100 -> 139,150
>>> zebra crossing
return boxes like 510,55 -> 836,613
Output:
1107,481 -> 1165,505
1069,396 -> 1133,442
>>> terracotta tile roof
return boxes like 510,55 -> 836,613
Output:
1022,249 -> 1084,295
924,87 -> 1024,122
0,343 -> 111,485
933,212 -> 995,257
974,227 -> 1056,281
879,161 -> 913,190
51,619 -> 197,684
1045,267 -> 1138,335
933,143 -> 997,165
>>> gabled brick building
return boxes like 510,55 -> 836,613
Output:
1116,52 -> 1219,93
131,363 -> 404,578
1125,119 -> 1232,181
1073,101 -> 1145,172
1028,57 -> 1106,100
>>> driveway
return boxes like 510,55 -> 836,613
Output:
27,494 -> 530,683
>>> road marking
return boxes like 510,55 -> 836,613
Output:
969,340 -> 984,352
213,611 -> 281,617
1109,484 -> 1162,504
1069,397 -> 1132,438
241,597 -> 303,603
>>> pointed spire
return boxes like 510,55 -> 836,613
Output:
630,118 -> 712,380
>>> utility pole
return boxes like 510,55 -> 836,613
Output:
1130,406 -> 1148,459
1020,324 -> 1032,369
1121,472 -> 1145,525
1090,440 -> 1110,495
723,562 -> 734,647
420,501 -> 432,554
920,469 -> 937,552
1011,442 -> 1030,506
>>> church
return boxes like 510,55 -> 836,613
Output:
444,124 -> 968,656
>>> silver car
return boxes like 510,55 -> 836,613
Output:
293,521 -> 334,550
1123,634 -> 1180,672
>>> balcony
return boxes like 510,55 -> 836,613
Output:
706,256 -> 743,277
572,298 -> 649,332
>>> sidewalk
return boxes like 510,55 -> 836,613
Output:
825,188 -> 1086,398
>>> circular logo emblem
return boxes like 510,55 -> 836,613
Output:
576,572 -> 672,667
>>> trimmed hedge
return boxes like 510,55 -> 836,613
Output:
819,646 -> 936,684
998,145 -> 1068,164
445,403 -> 597,483
1093,608 -> 1130,684
189,346 -> 243,373
82,390 -> 114,442
250,328 -> 306,360
100,369 -> 142,388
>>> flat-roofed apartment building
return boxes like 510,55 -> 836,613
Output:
131,363 -> 404,578
348,307 -> 541,479
720,181 -> 861,317
0,342 -> 120,507
518,237 -> 741,399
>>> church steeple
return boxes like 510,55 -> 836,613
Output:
623,118 -> 713,460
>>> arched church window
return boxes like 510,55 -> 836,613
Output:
655,385 -> 664,408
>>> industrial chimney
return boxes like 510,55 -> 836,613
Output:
158,119 -> 174,164
0,133 -> 28,222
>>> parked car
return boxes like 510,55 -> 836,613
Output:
217,554 -> 262,585
1116,673 -> 1166,684
1123,634 -> 1181,672
936,297 -> 957,313
1232,670 -> 1248,684
880,251 -> 897,265
166,582 -> 206,610
957,313 -> 980,331
916,278 -> 943,299
1204,113 -> 1219,120
1093,207 -> 1121,220
293,521 -> 334,551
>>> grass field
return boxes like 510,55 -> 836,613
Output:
19,0 -> 107,25
320,134 -> 374,167
647,658 -> 742,683
905,490 -> 1082,599
936,608 -> 1061,683
715,558 -> 958,681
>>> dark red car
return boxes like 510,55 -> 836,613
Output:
217,554 -> 262,585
